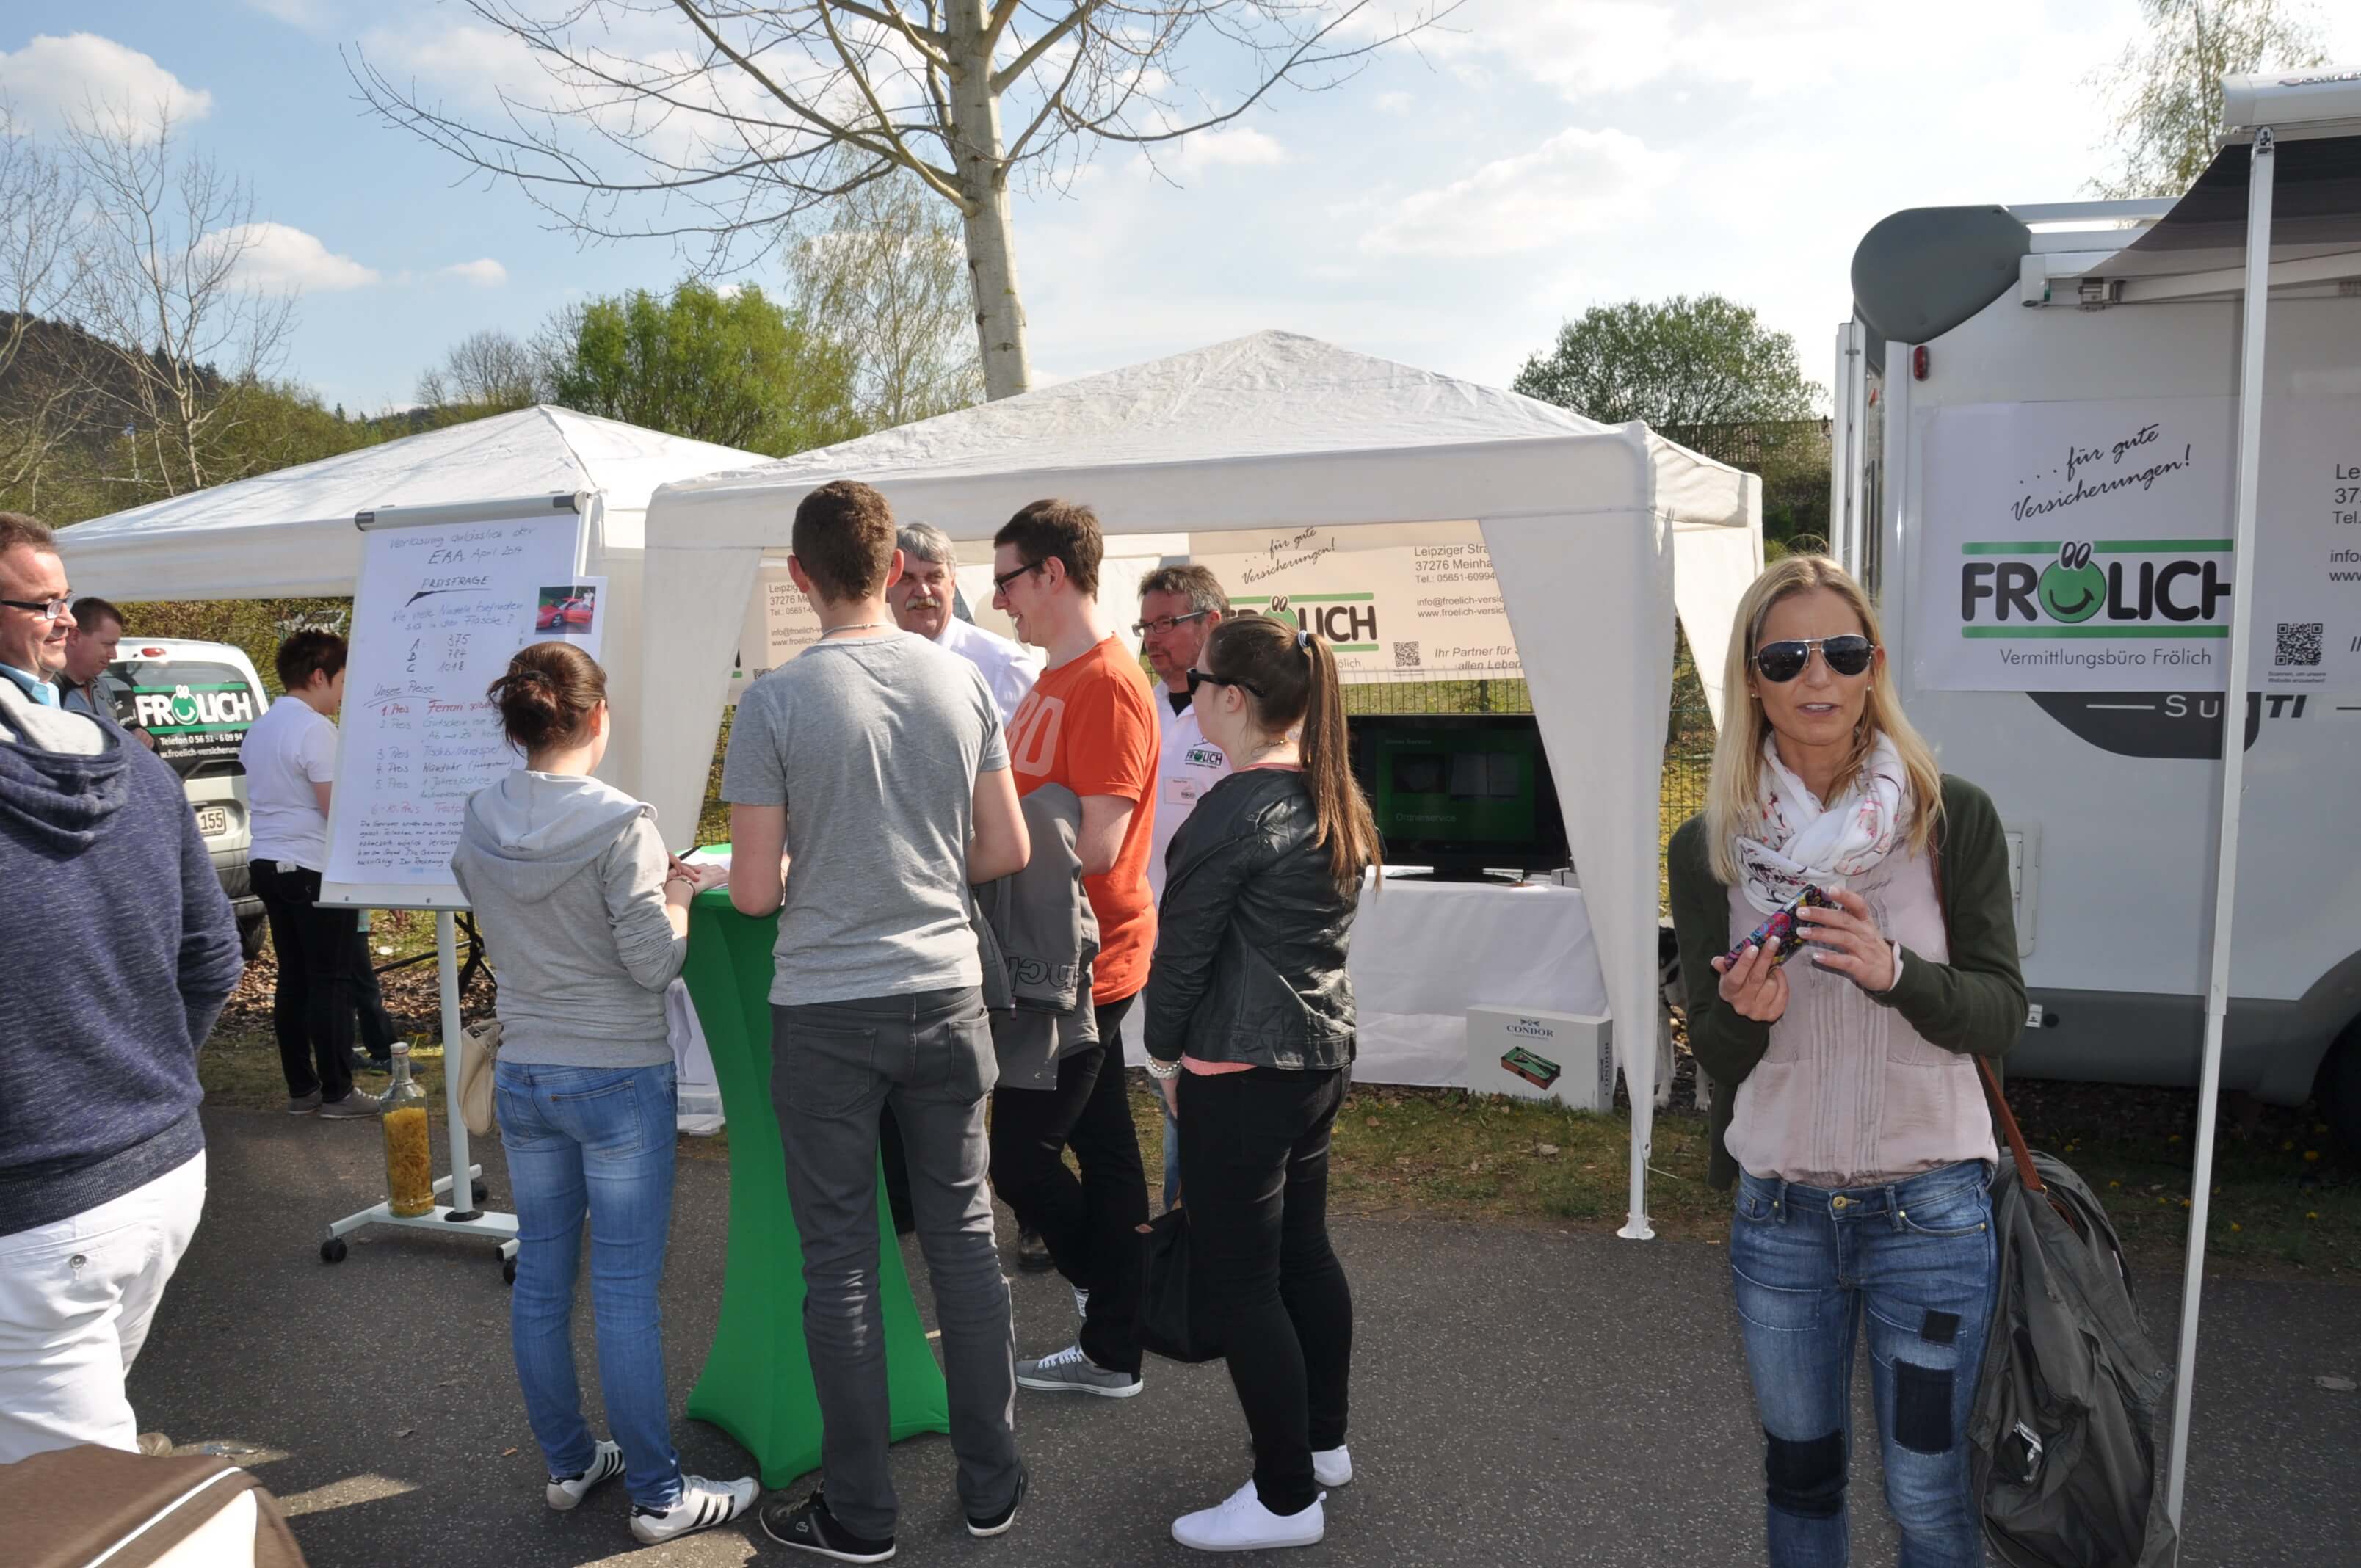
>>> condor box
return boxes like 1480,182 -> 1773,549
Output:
1464,1006 -> 1614,1109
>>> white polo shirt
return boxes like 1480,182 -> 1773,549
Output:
240,694 -> 339,871
935,614 -> 1045,725
1147,690 -> 1233,901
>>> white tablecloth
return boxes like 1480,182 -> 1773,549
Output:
1121,871 -> 1609,1086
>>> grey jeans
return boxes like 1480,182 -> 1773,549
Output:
770,985 -> 1020,1538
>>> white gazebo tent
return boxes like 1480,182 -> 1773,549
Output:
635,330 -> 1763,1238
53,404 -> 769,791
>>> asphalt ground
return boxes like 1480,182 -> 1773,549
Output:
124,1108 -> 2360,1567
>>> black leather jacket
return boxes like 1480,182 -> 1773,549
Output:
1143,767 -> 1359,1072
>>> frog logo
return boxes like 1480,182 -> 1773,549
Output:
2037,542 -> 2104,623
167,685 -> 200,725
1266,594 -> 1291,617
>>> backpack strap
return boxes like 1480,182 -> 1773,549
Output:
1930,798 -> 2047,1197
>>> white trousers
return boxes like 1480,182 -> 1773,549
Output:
0,1151 -> 206,1464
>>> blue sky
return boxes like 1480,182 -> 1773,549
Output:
10,1 -> 2360,415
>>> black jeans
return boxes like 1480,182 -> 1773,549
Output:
252,860 -> 399,1100
986,991 -> 1147,1373
1178,1064 -> 1353,1517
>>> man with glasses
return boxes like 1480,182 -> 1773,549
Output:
989,499 -> 1158,1400
0,511 -> 243,1464
1132,565 -> 1233,1211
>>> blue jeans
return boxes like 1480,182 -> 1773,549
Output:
496,1060 -> 681,1509
1729,1161 -> 1996,1568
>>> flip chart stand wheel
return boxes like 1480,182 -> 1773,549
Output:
315,912 -> 520,1283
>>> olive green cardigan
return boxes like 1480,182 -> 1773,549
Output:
1667,774 -> 2028,1191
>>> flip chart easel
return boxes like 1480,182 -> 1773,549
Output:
314,492 -> 598,1280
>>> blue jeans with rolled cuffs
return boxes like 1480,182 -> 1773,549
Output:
1728,1160 -> 1997,1568
496,1060 -> 683,1510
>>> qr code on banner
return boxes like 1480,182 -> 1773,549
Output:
1393,639 -> 1422,669
2275,622 -> 2324,667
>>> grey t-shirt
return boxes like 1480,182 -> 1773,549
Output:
721,630 -> 1008,1006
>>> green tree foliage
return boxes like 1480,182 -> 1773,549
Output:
1513,294 -> 1824,432
2093,1 -> 2329,199
1515,295 -> 1828,543
789,172 -> 983,429
551,280 -> 863,456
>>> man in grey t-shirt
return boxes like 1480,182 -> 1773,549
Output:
722,480 -> 1032,1558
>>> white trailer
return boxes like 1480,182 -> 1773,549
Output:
1834,69 -> 2361,1150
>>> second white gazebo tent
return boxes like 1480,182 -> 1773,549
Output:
634,330 -> 1760,1240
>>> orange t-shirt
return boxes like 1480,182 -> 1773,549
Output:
1004,636 -> 1158,1003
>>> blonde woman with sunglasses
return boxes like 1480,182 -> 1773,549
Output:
1667,556 -> 2025,1567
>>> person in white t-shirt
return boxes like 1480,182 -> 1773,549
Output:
888,523 -> 1043,724
1132,564 -> 1233,1211
239,629 -> 396,1119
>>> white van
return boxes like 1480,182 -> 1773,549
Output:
101,636 -> 269,957
1832,91 -> 2361,1145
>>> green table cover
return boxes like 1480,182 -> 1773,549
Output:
679,885 -> 951,1487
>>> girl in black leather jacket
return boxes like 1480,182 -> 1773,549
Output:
1145,617 -> 1381,1554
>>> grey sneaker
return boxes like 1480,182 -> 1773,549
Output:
1016,1343 -> 1142,1398
286,1090 -> 322,1116
319,1089 -> 382,1119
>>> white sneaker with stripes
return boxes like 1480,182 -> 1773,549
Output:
545,1440 -> 625,1511
631,1473 -> 759,1545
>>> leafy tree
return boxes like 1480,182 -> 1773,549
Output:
2092,0 -> 2329,199
1514,294 -> 1823,435
1515,295 -> 1828,546
550,280 -> 863,455
353,1 -> 1455,399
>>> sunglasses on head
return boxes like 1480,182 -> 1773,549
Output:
1186,668 -> 1263,700
1753,634 -> 1875,683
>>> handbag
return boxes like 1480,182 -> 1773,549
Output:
457,1017 -> 504,1136
1134,1194 -> 1224,1365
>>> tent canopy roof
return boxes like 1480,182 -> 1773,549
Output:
54,406 -> 766,599
652,330 -> 1752,537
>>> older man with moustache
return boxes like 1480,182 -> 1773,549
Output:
887,524 -> 1043,725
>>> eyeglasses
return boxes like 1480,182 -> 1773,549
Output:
1753,634 -> 1875,683
1,597 -> 70,622
1132,609 -> 1211,638
991,560 -> 1042,595
1186,668 -> 1263,700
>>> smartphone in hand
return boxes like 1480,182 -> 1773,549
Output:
1724,884 -> 1834,972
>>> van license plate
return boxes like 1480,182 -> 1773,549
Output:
195,806 -> 230,838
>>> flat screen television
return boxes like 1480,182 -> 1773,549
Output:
1346,714 -> 1570,880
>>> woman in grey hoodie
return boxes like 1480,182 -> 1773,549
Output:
450,643 -> 755,1547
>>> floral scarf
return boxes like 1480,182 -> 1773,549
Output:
1734,731 -> 1910,915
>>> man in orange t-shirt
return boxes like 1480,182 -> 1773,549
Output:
987,498 -> 1158,1398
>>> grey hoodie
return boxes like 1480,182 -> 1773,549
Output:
449,770 -> 684,1068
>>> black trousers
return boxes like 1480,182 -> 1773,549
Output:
252,860 -> 399,1100
1178,1064 -> 1353,1517
986,991 -> 1148,1373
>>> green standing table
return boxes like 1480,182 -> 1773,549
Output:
678,885 -> 951,1488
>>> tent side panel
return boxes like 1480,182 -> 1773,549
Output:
1671,506 -> 1765,731
56,519 -> 366,601
639,545 -> 764,847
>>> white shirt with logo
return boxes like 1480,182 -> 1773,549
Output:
240,695 -> 339,872
1148,693 -> 1233,901
936,614 -> 1045,725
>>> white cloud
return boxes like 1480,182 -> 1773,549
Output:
1172,126 -> 1286,173
1362,127 -> 1669,258
204,223 -> 381,292
0,34 -> 214,140
440,258 -> 508,287
1374,91 -> 1415,115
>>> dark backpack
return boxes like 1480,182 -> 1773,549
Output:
1970,1061 -> 2179,1567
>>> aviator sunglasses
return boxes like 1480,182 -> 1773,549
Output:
1753,634 -> 1876,683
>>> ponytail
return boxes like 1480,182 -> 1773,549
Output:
1205,616 -> 1382,890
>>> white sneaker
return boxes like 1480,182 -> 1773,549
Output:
630,1473 -> 758,1545
1172,1479 -> 1325,1552
545,1440 -> 625,1511
1314,1445 -> 1352,1488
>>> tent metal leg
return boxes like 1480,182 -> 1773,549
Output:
2165,123 -> 2277,1539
